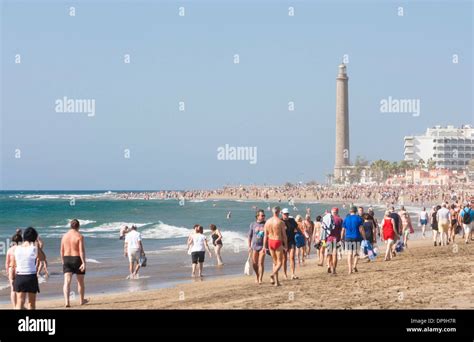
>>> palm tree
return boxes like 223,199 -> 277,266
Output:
427,158 -> 436,170
417,158 -> 425,169
370,159 -> 391,183
390,161 -> 400,176
400,160 -> 415,174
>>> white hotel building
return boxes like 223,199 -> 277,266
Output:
404,125 -> 474,170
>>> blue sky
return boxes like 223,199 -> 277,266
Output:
1,0 -> 473,190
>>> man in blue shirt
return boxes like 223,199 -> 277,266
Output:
342,206 -> 366,275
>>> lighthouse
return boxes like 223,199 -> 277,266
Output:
334,63 -> 350,181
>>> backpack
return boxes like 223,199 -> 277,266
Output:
462,208 -> 472,224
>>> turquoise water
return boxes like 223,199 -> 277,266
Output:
0,191 -> 387,303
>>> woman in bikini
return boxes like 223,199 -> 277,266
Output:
209,224 -> 224,266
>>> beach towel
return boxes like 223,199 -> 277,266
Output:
244,255 -> 252,276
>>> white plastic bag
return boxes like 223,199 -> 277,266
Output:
244,256 -> 252,276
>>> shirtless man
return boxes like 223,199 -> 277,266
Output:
263,206 -> 287,287
60,219 -> 87,307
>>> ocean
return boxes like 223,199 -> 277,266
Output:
0,191 -> 416,304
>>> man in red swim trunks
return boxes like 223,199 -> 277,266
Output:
263,206 -> 287,287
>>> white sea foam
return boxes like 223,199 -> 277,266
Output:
134,275 -> 150,279
41,233 -> 65,238
74,219 -> 96,226
42,220 -> 249,248
86,258 -> 101,264
12,192 -> 117,201
188,200 -> 206,203
0,283 -> 10,291
219,230 -> 248,249
141,221 -> 191,239
51,219 -> 96,228
81,222 -> 152,233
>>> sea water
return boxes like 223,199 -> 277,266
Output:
0,191 -> 420,303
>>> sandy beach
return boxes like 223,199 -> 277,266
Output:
3,239 -> 471,310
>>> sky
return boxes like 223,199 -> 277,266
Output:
1,0 -> 473,190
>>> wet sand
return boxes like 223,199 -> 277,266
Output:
2,239 -> 471,310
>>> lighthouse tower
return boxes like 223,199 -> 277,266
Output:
334,63 -> 350,181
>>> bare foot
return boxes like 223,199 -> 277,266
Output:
65,303 -> 70,308
80,299 -> 89,305
270,275 -> 275,285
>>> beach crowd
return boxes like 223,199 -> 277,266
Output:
4,195 -> 473,309
111,183 -> 473,206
